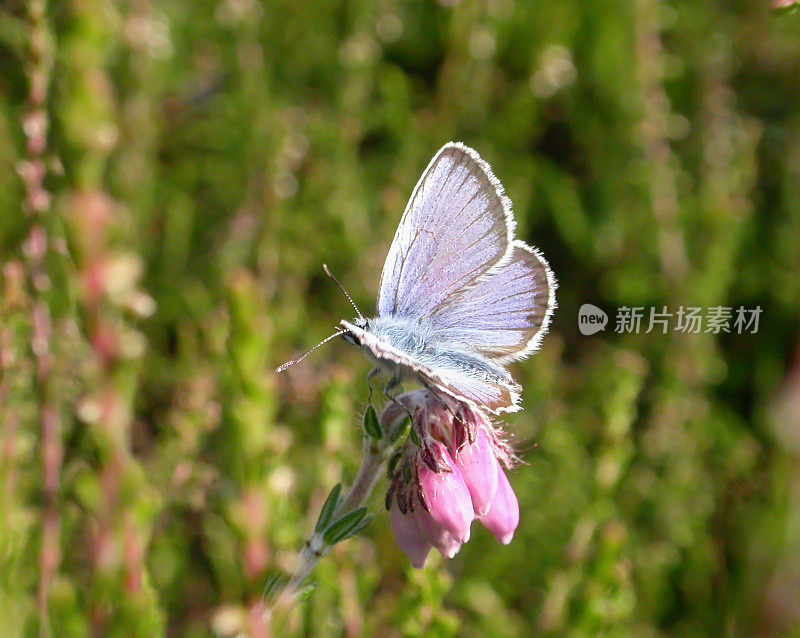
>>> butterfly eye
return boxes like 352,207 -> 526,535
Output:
342,332 -> 357,345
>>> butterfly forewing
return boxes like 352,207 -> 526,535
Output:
377,143 -> 513,319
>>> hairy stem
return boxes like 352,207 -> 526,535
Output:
268,436 -> 395,619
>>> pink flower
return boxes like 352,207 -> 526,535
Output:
389,498 -> 431,568
382,390 -> 521,567
479,466 -> 519,545
452,424 -> 499,517
417,440 -> 474,542
413,504 -> 462,559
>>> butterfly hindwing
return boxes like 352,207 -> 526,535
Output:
340,320 -> 521,414
413,350 -> 522,414
429,241 -> 556,362
419,369 -> 520,415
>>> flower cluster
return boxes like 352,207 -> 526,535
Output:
382,390 -> 520,568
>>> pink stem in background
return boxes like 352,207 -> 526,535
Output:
0,265 -> 25,502
21,0 -> 61,632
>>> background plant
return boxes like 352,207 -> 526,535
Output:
1,0 -> 800,636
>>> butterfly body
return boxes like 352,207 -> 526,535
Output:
341,316 -> 518,410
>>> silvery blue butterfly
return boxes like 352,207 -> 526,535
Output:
278,142 -> 557,414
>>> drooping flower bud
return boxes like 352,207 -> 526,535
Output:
417,440 -> 474,543
389,499 -> 431,568
413,503 -> 462,558
479,466 -> 519,545
452,426 -> 498,517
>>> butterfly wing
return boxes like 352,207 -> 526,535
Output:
377,143 -> 513,319
341,320 -> 521,414
429,241 -> 557,363
414,354 -> 522,414
373,142 -> 556,412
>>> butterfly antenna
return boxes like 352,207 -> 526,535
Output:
275,329 -> 346,373
323,264 -> 364,321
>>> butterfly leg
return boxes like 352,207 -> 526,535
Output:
383,375 -> 414,423
366,366 -> 380,405
420,379 -> 465,428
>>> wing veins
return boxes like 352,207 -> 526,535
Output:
406,217 -> 499,304
391,154 -> 462,314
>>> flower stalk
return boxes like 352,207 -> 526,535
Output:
266,404 -> 408,619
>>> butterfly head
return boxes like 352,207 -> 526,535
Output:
341,316 -> 370,346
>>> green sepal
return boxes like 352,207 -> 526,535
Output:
409,425 -> 422,447
388,416 -> 410,442
387,450 -> 402,478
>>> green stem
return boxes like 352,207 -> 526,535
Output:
268,435 -> 396,618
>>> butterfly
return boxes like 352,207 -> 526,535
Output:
278,142 -> 556,414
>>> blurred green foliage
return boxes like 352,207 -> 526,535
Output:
2,0 -> 800,635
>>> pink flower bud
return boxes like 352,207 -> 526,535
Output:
418,440 -> 474,543
479,467 -> 519,545
413,503 -> 462,559
389,500 -> 431,569
452,427 -> 498,517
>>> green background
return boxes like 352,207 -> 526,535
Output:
2,0 -> 800,635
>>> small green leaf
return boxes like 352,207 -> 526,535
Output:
387,450 -> 402,478
314,483 -> 342,532
262,572 -> 287,601
363,405 -> 382,439
388,416 -> 410,442
349,514 -> 373,537
409,426 -> 422,447
296,582 -> 316,603
323,507 -> 369,545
